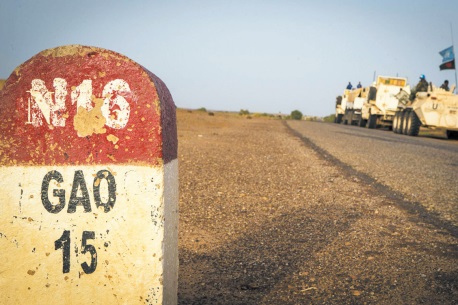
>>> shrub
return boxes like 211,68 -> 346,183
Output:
323,114 -> 336,123
290,110 -> 303,120
239,109 -> 250,115
253,112 -> 274,118
197,107 -> 207,112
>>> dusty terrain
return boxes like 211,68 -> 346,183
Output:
177,109 -> 457,305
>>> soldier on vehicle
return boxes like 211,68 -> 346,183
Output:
440,80 -> 450,91
410,74 -> 429,101
416,74 -> 428,92
336,95 -> 342,106
356,81 -> 362,88
346,82 -> 353,90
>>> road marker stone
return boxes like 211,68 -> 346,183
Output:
0,45 -> 178,305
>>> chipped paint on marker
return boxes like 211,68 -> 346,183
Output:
71,79 -> 93,110
0,43 -> 178,165
52,78 -> 68,127
28,79 -> 52,126
27,78 -> 68,127
73,98 -> 107,137
101,79 -> 131,129
107,134 -> 119,145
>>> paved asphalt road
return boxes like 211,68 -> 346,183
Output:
287,121 -> 458,234
178,111 -> 457,304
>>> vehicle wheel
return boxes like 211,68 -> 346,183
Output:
368,114 -> 377,129
399,110 -> 406,135
406,111 -> 420,136
402,110 -> 411,135
398,111 -> 404,133
393,112 -> 399,133
395,112 -> 403,133
358,115 -> 367,127
404,110 -> 411,135
446,130 -> 458,139
336,114 -> 343,124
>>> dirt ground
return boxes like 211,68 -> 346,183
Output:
176,109 -> 457,305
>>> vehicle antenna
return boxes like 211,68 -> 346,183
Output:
451,23 -> 458,93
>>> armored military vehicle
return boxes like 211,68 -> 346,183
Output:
359,76 -> 410,129
335,87 -> 367,125
393,84 -> 458,138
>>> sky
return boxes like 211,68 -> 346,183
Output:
1,0 -> 458,117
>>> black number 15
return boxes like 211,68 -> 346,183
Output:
55,230 -> 97,274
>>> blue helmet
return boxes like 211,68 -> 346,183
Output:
419,74 -> 425,79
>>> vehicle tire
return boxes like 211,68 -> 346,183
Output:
368,114 -> 377,129
336,114 -> 343,124
398,110 -> 406,135
404,110 -> 411,135
396,112 -> 401,133
446,130 -> 458,139
358,115 -> 367,127
393,112 -> 399,133
406,111 -> 420,136
395,112 -> 402,133
402,110 -> 410,135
